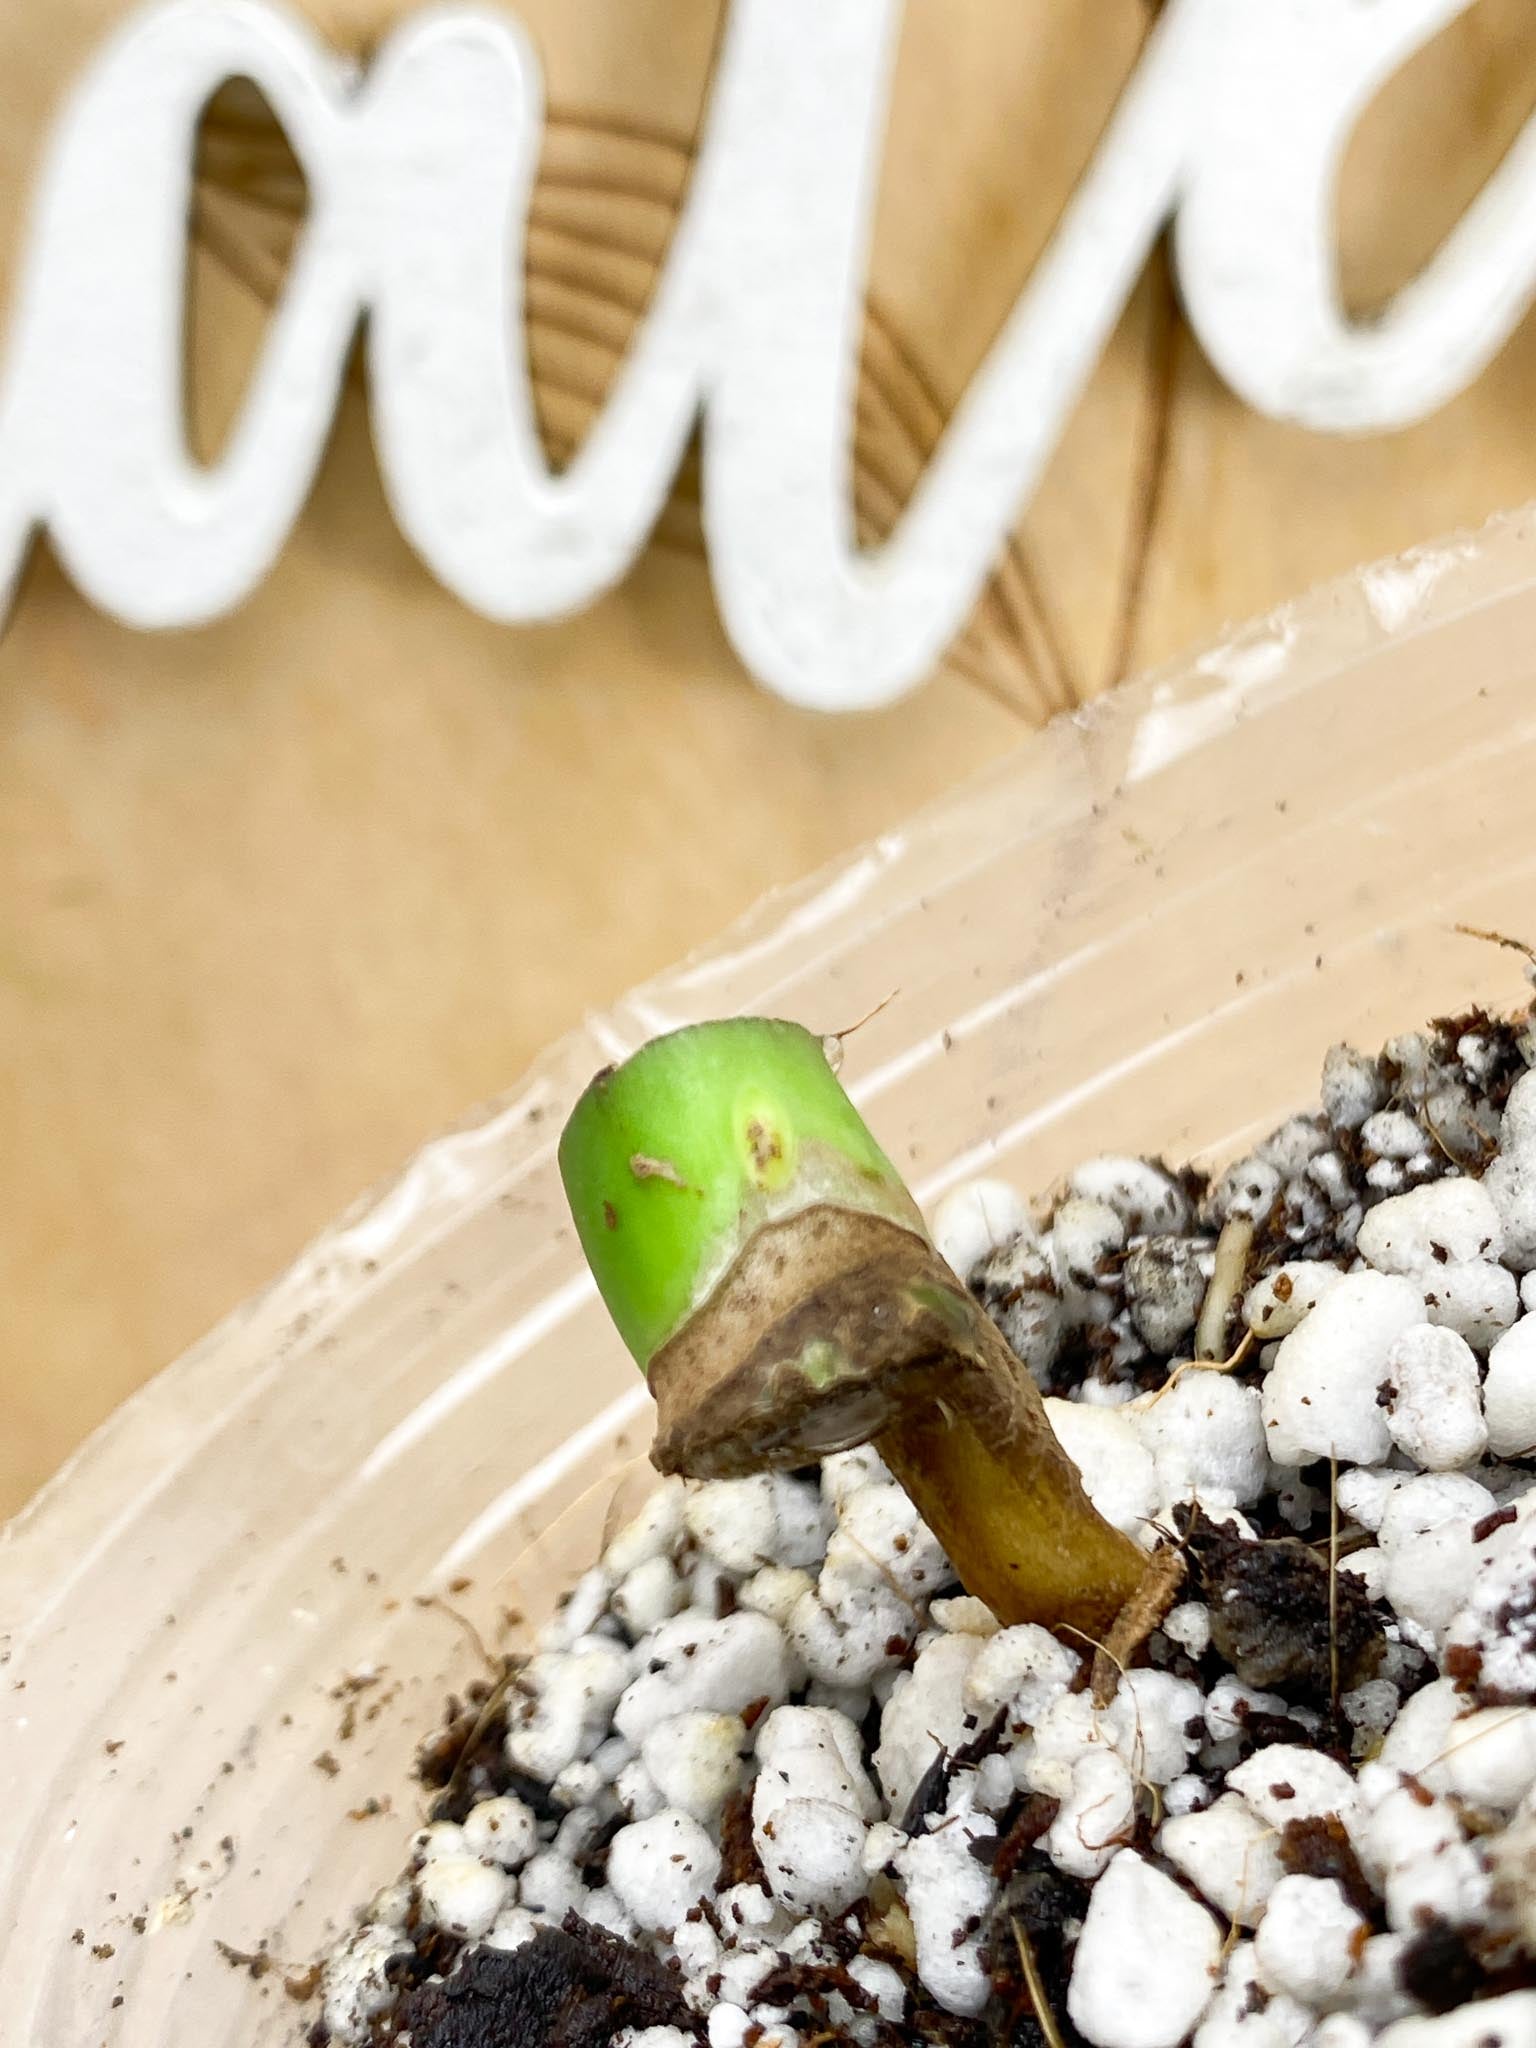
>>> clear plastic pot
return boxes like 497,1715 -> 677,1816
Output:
7,506 -> 1536,2043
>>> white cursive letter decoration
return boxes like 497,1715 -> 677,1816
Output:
0,0 -> 1531,707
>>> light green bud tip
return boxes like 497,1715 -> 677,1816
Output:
558,1017 -> 922,1371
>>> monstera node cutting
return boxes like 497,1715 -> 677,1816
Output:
559,1017 -> 1143,1636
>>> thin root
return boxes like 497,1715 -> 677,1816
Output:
1091,1544 -> 1187,1707
1147,1326 -> 1256,1406
437,1661 -> 518,1819
1454,921 -> 1536,969
1306,1524 -> 1375,1561
1328,1455 -> 1340,1715
413,1594 -> 499,1675
1062,1618 -> 1168,1828
1195,1213 -> 1255,1361
1224,1825 -> 1281,1959
821,989 -> 901,1070
1012,1918 -> 1068,2048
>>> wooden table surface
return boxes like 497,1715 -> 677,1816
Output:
3,0 -> 1535,1518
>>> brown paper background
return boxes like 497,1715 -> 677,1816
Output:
2,0 -> 1535,1516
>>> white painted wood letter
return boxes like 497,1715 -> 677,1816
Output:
1178,0 -> 1536,432
3,0 -> 1536,706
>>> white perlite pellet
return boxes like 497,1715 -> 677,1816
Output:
461,1795 -> 538,1870
1313,2019 -> 1375,2048
320,1924 -> 412,2045
321,1015 -> 1536,2048
965,1622 -> 1080,1727
1421,1257 -> 1519,1351
612,1555 -> 687,1636
1042,1399 -> 1159,1536
1067,1156 -> 1188,1235
1484,1315 -> 1536,1459
506,1639 -> 632,1779
752,1706 -> 876,1915
1047,1747 -> 1136,1878
896,1797 -> 997,2016
1226,1744 -> 1362,1838
1052,1197 -> 1127,1290
1381,1323 -> 1488,1470
1253,1874 -> 1364,2005
684,1474 -> 831,1574
1377,1473 -> 1497,1641
518,1848 -> 585,1922
1195,1939 -> 1315,2048
613,1612 -> 792,1743
1321,1044 -> 1386,1130
1261,1271 -> 1425,1465
1377,1992 -> 1536,2048
1163,1599 -> 1212,1658
756,1797 -> 866,1918
1244,1259 -> 1343,1339
931,1177 -> 1031,1280
1359,1770 -> 1489,1933
1485,1071 -> 1536,1273
847,1952 -> 906,2021
642,1712 -> 744,1822
1444,1501 -> 1536,1702
1067,1850 -> 1220,2048
1420,1704 -> 1536,1811
1132,1373 -> 1267,1507
608,1811 -> 721,1933
1160,1792 -> 1284,1927
416,1856 -> 512,1939
874,1631 -> 982,1814
1357,1178 -> 1504,1276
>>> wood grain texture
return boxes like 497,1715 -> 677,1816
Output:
4,0 -> 1536,1515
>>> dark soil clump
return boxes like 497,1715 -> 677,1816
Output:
1277,1814 -> 1376,1922
1181,1510 -> 1384,1705
416,1679 -> 562,1827
389,1916 -> 699,2048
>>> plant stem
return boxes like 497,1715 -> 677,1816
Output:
877,1390 -> 1144,1636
